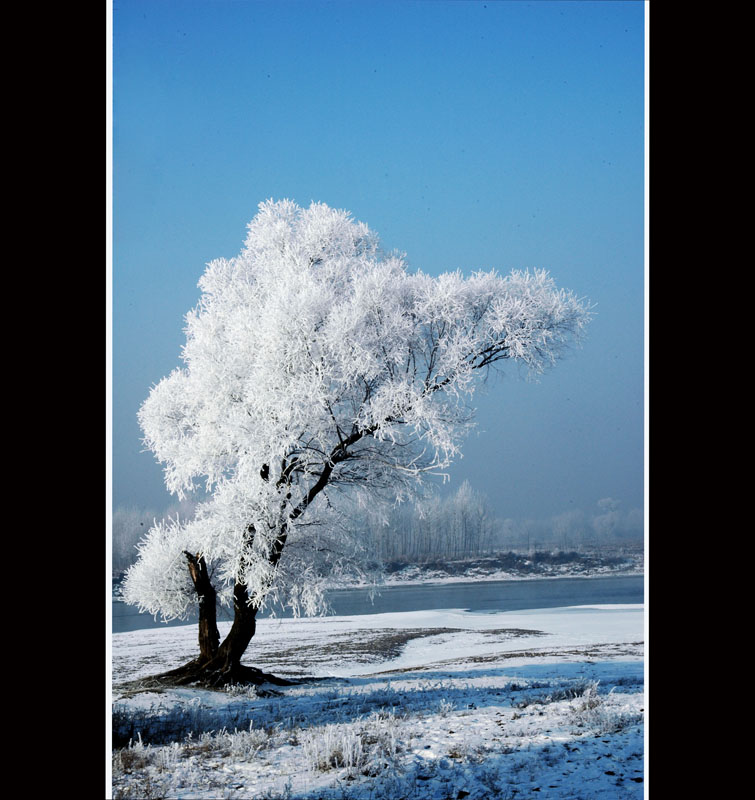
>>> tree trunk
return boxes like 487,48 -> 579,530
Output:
140,577 -> 291,690
183,552 -> 220,664
202,582 -> 260,682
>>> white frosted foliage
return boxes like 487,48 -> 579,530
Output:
125,199 -> 592,619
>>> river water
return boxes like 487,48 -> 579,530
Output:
112,574 -> 643,634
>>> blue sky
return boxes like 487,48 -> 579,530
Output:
110,0 -> 645,525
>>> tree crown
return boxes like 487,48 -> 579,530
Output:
125,199 -> 592,620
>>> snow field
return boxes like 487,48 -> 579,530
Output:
111,605 -> 644,799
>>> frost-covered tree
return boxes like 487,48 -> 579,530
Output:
551,508 -> 588,551
122,199 -> 592,686
112,499 -> 199,574
592,497 -> 621,541
363,480 -> 499,562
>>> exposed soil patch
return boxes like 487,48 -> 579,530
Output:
257,626 -> 546,668
368,640 -> 645,675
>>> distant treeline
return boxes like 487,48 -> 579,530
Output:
351,483 -> 643,564
111,485 -> 643,574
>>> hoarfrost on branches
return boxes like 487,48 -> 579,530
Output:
125,199 -> 592,622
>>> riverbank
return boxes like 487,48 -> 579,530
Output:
112,548 -> 644,600
379,549 -> 643,586
111,603 -> 645,799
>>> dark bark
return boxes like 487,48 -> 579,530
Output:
140,575 -> 294,689
183,552 -> 220,664
138,581 -> 292,689
211,582 -> 259,676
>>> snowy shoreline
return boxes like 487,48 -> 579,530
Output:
369,566 -> 641,588
111,600 -> 645,799
112,551 -> 644,600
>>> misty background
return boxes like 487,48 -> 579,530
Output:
110,0 -> 645,572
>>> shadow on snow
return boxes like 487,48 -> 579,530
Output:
112,661 -> 643,748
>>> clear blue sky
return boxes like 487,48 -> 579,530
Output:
110,0 -> 645,525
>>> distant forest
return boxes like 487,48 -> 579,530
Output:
112,483 -> 643,574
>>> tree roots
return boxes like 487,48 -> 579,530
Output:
120,660 -> 297,694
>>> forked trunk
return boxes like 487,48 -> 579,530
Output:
137,490 -> 332,690
141,576 -> 290,690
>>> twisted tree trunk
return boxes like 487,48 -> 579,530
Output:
145,578 -> 290,690
139,439 -> 372,690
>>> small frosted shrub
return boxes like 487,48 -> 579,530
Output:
302,711 -> 403,778
570,687 -> 644,734
303,724 -> 365,773
515,679 -> 600,709
113,734 -> 150,774
221,723 -> 272,759
437,698 -> 455,717
225,682 -> 259,700
574,704 -> 644,734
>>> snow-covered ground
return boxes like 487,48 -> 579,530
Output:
110,601 -> 645,799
